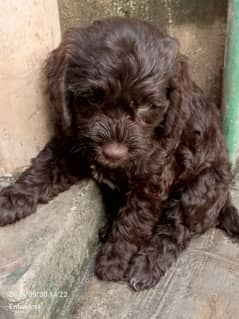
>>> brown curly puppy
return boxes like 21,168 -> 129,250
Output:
0,17 -> 238,291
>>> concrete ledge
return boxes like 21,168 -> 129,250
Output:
0,180 -> 104,319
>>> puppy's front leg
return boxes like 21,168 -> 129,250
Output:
127,169 -> 231,291
127,207 -> 190,291
0,138 -> 86,225
95,189 -> 161,282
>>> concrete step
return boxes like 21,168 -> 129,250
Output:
0,179 -> 104,319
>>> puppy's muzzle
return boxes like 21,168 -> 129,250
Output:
102,142 -> 128,162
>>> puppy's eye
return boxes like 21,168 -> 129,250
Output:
76,88 -> 105,106
88,89 -> 105,105
138,102 -> 153,111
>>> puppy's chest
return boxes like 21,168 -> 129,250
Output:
90,165 -> 127,191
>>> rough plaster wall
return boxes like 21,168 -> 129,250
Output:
58,0 -> 228,104
0,0 -> 61,175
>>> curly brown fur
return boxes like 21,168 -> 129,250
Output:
0,17 -> 238,291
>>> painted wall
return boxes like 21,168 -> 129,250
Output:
0,0 -> 61,175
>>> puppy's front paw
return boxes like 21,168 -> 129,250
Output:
0,194 -> 18,226
127,253 -> 161,291
0,190 -> 33,226
95,239 -> 138,282
95,242 -> 127,282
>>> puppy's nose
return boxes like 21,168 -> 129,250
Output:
102,143 -> 128,161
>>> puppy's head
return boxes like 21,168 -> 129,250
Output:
45,17 -> 191,171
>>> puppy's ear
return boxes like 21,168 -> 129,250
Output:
44,33 -> 75,136
163,55 -> 191,146
158,37 -> 179,76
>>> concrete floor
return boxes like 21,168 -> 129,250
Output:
63,175 -> 239,319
